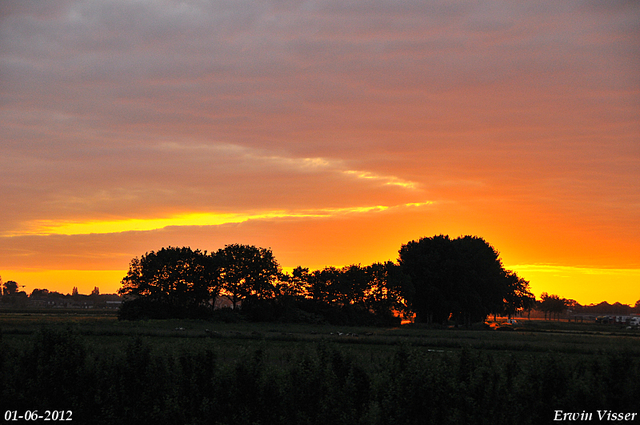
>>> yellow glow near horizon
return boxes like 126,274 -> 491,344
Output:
3,270 -> 127,295
508,264 -> 640,305
5,202 -> 433,237
7,263 -> 637,305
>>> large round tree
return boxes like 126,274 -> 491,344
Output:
217,244 -> 280,310
399,235 -> 526,325
118,247 -> 222,319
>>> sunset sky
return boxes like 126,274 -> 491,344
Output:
1,0 -> 638,305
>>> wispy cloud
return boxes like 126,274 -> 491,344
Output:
157,141 -> 418,188
5,201 -> 434,237
342,170 -> 417,189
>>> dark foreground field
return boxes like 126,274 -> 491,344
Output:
1,311 -> 639,424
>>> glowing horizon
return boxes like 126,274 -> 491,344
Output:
4,263 -> 639,307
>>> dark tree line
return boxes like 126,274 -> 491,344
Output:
118,236 -> 535,325
118,245 -> 281,321
117,244 -> 406,325
537,292 -> 573,320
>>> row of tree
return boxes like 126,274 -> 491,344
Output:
0,277 -> 121,308
532,293 -> 640,321
537,292 -> 572,320
117,235 -> 537,325
1,277 -> 104,300
116,244 -> 406,324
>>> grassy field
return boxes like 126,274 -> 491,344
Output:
1,310 -> 639,424
2,309 -> 639,356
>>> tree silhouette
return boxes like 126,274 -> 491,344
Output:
539,293 -> 568,320
363,261 -> 409,318
2,280 -> 18,296
502,272 -> 535,319
451,235 -> 507,324
118,247 -> 222,318
336,264 -> 369,307
276,266 -> 311,299
115,236 -> 534,324
398,235 -> 527,325
308,267 -> 340,304
217,244 -> 280,309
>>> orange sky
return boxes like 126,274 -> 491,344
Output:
1,0 -> 638,305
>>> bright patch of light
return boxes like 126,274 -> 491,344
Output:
5,202 -> 433,237
507,264 -> 640,305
